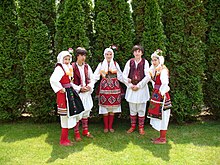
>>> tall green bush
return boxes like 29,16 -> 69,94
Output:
141,0 -> 166,57
17,0 -> 55,121
131,0 -> 146,45
93,0 -> 134,69
204,0 -> 220,117
163,0 -> 207,122
55,0 -> 90,57
0,0 -> 25,120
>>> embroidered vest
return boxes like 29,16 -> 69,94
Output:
128,58 -> 145,85
72,62 -> 90,86
56,63 -> 70,85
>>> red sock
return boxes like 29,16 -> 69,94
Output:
82,118 -> 89,135
138,116 -> 145,129
103,115 -> 108,129
60,128 -> 69,144
130,115 -> 137,129
108,114 -> 114,130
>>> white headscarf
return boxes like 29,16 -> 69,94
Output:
149,49 -> 165,76
100,48 -> 117,77
57,51 -> 73,77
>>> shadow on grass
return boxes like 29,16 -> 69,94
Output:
0,117 -> 219,163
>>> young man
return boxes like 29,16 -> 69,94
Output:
71,47 -> 94,141
123,45 -> 151,135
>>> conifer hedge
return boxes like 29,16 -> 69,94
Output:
55,0 -> 90,57
93,0 -> 134,69
0,0 -> 25,120
204,0 -> 220,117
163,0 -> 207,122
141,0 -> 166,57
17,0 -> 55,121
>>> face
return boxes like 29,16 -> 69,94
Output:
133,49 -> 143,59
77,54 -> 86,63
63,55 -> 71,65
152,57 -> 160,67
105,51 -> 113,62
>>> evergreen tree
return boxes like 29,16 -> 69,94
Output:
204,0 -> 220,117
18,0 -> 55,121
0,0 -> 25,120
131,0 -> 146,45
94,0 -> 134,69
55,0 -> 90,57
141,0 -> 166,57
163,0 -> 207,122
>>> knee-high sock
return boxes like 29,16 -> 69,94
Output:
160,130 -> 167,139
138,116 -> 145,129
60,128 -> 69,144
74,122 -> 80,138
82,118 -> 89,135
130,115 -> 137,129
108,114 -> 114,129
103,115 -> 108,129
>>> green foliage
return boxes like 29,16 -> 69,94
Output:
17,0 -> 55,122
131,0 -> 146,45
55,0 -> 90,57
163,0 -> 207,122
0,0 -> 24,120
93,0 -> 134,70
141,0 -> 166,57
204,0 -> 220,117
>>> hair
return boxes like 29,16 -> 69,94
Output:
132,45 -> 144,54
75,47 -> 87,57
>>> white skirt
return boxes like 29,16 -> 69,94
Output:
148,109 -> 171,131
99,105 -> 121,114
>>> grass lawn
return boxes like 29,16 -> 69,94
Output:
0,118 -> 219,165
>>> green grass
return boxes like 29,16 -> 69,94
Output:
0,119 -> 219,165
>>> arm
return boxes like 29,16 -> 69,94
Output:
93,63 -> 101,84
115,62 -> 124,83
50,66 -> 65,93
87,65 -> 95,92
159,69 -> 170,96
122,60 -> 133,88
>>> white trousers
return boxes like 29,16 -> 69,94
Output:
129,102 -> 146,117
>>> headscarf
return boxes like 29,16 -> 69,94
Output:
57,51 -> 73,78
149,49 -> 165,77
100,48 -> 117,77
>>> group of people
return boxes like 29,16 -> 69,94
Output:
50,45 -> 172,146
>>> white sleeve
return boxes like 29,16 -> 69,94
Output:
123,60 -> 133,88
93,63 -> 101,83
116,62 -> 124,83
159,69 -> 170,96
87,65 -> 95,92
50,66 -> 64,93
71,83 -> 81,93
136,60 -> 151,89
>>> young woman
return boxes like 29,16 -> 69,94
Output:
93,48 -> 124,133
147,49 -> 172,144
50,51 -> 85,146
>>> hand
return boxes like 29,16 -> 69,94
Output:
60,88 -> 66,93
131,85 -> 139,91
80,86 -> 89,93
85,85 -> 91,91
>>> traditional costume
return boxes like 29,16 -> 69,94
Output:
147,49 -> 172,144
50,51 -> 85,146
93,48 -> 124,133
123,46 -> 151,135
71,47 -> 94,140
